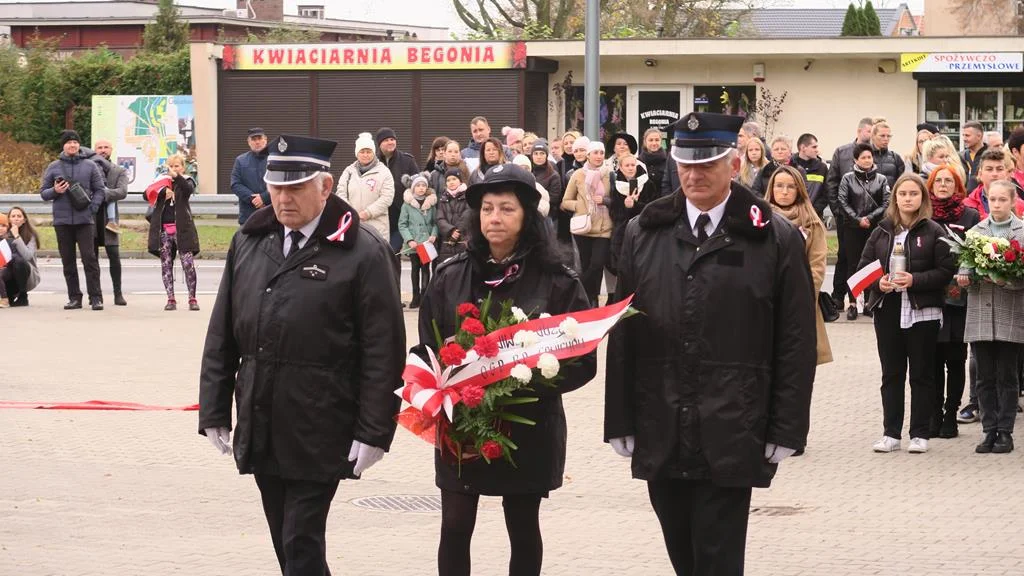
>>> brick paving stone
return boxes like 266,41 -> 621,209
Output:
1,295 -> 1023,575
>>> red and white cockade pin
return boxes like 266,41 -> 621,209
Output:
326,211 -> 354,243
749,205 -> 769,228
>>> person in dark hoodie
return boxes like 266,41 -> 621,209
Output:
376,127 -> 420,253
529,139 -> 563,231
838,143 -> 892,320
40,129 -> 106,310
792,133 -> 830,220
435,167 -> 472,266
638,127 -> 668,199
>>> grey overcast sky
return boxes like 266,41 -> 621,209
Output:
0,0 -> 928,32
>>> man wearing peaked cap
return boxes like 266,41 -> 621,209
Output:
199,134 -> 405,575
605,112 -> 816,574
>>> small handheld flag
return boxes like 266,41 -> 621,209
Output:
0,239 -> 10,268
145,175 -> 173,206
847,260 -> 884,298
416,241 -> 438,265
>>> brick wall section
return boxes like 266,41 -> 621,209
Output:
237,0 -> 284,21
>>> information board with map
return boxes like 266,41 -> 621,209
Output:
91,95 -> 195,192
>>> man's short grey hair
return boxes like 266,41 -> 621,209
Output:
770,135 -> 792,148
741,122 -> 763,139
984,131 -> 1003,145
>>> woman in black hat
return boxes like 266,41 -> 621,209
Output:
418,164 -> 596,576
604,131 -> 639,172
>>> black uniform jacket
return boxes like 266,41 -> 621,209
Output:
199,194 -> 406,482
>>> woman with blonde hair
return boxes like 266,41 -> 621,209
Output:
859,173 -> 955,454
738,137 -> 768,188
905,124 -> 937,175
765,165 -> 832,368
148,152 -> 200,311
921,137 -> 967,181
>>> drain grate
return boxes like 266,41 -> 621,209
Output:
749,506 -> 803,517
350,495 -> 442,513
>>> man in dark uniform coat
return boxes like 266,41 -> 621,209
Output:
605,113 -> 816,575
199,134 -> 405,575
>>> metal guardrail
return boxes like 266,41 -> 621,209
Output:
0,193 -> 239,217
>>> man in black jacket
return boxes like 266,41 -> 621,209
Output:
605,113 -> 815,576
199,134 -> 405,575
793,133 -> 830,219
827,117 -> 875,309
961,120 -> 987,192
376,127 -> 420,253
88,140 -> 129,306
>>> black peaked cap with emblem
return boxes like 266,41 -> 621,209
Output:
264,134 -> 337,186
667,112 -> 745,165
466,163 -> 541,210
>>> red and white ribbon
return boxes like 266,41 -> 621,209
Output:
396,295 -> 634,424
750,205 -> 768,228
483,264 -> 520,288
326,212 -> 354,243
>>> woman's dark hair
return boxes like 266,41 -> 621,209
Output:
424,136 -> 450,169
479,137 -> 507,173
467,189 -> 565,272
7,206 -> 39,249
853,142 -> 874,162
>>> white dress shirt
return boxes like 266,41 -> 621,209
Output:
283,212 -> 323,257
686,192 -> 731,239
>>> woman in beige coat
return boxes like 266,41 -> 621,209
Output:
561,140 -> 613,306
766,165 -> 833,366
336,132 -> 395,241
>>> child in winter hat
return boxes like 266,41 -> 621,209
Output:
444,167 -> 465,196
355,132 -> 376,155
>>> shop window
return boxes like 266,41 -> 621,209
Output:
923,87 -> 961,145
1005,88 -> 1024,136
922,87 -> 1024,149
965,88 -> 999,134
298,5 -> 325,19
693,85 -> 755,117
564,86 -> 626,143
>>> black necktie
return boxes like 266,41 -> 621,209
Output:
695,213 -> 711,244
286,230 -> 304,257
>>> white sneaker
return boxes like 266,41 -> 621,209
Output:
872,436 -> 901,452
908,438 -> 929,453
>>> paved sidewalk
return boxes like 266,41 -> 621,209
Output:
2,295 -> 1023,575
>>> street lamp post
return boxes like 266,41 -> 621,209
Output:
584,0 -> 599,142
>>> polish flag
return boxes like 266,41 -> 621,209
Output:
416,241 -> 438,265
145,175 -> 173,205
847,260 -> 884,298
0,239 -> 10,268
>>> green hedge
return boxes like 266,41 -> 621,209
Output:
0,39 -> 190,153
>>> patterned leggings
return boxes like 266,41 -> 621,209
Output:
160,231 -> 197,301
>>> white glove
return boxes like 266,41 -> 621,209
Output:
205,427 -> 231,455
764,442 -> 796,464
348,440 -> 385,476
609,436 -> 635,458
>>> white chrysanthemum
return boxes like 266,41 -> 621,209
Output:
513,330 -> 539,348
997,237 -> 1010,248
511,307 -> 529,323
983,243 -> 996,256
537,353 -> 560,379
539,313 -> 552,319
510,364 -> 533,383
559,317 -> 579,339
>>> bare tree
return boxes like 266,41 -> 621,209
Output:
452,0 -> 762,39
950,0 -> 1023,35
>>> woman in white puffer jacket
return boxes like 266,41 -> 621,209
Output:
336,132 -> 395,241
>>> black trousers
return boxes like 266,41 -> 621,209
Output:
255,474 -> 340,576
54,223 -> 102,301
872,296 -> 939,439
841,226 -> 871,300
831,220 -> 848,302
1,257 -> 30,300
409,254 -> 430,299
973,341 -> 1021,434
933,342 -> 967,424
94,243 -> 123,293
574,236 -> 610,307
438,489 -> 544,576
647,478 -> 752,576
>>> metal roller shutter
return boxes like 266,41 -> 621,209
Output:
217,71 -> 311,196
317,72 -> 415,179
523,71 -> 549,137
419,71 -> 521,162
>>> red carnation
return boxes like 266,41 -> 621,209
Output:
461,317 -> 485,336
457,303 -> 480,318
1011,239 -> 1022,252
440,343 -> 467,366
1005,249 -> 1018,263
481,440 -> 504,460
460,385 -> 485,408
473,334 -> 499,358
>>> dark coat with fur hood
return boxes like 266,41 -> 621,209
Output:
605,182 -> 817,488
198,194 -> 406,482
